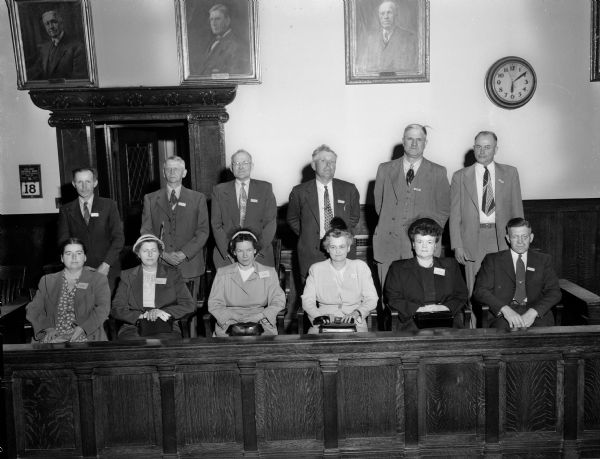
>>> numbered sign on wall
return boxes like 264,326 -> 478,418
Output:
19,164 -> 42,198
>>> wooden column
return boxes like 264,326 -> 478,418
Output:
563,353 -> 580,458
484,357 -> 501,458
74,368 -> 97,458
238,360 -> 258,456
319,358 -> 339,455
158,365 -> 178,458
402,358 -> 419,449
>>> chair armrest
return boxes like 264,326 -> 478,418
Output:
481,305 -> 490,328
559,278 -> 600,324
202,312 -> 213,337
177,311 -> 196,339
276,308 -> 286,334
296,307 -> 306,334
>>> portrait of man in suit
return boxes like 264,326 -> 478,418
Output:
185,1 -> 252,78
26,9 -> 88,81
357,0 -> 418,74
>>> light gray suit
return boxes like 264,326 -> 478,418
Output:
450,162 -> 523,293
373,157 -> 450,288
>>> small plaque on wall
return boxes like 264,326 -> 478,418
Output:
19,164 -> 42,198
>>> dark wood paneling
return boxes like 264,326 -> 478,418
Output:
3,328 -> 600,457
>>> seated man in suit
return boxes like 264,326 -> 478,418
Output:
473,217 -> 561,330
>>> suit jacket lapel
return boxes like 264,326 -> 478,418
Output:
307,180 -> 320,225
464,165 -> 479,209
501,251 -> 516,290
130,266 -> 143,310
228,181 -> 241,226
332,179 -> 345,217
390,160 -> 403,201
156,190 -> 171,218
414,159 -> 431,187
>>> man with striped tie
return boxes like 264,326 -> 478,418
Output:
287,145 -> 360,281
450,131 -> 524,297
211,150 -> 277,268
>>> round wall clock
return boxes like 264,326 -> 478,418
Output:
485,56 -> 537,109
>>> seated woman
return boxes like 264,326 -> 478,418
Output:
384,218 -> 468,331
26,238 -> 110,343
302,227 -> 378,333
208,230 -> 285,337
111,234 -> 194,340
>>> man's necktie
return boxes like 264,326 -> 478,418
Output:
83,202 -> 90,225
239,182 -> 248,227
482,166 -> 495,215
406,166 -> 414,186
514,254 -> 526,304
324,185 -> 333,230
170,189 -> 177,210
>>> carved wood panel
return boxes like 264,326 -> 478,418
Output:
176,366 -> 242,446
504,360 -> 558,433
338,362 -> 402,439
423,362 -> 482,436
94,369 -> 161,451
584,358 -> 600,431
14,369 -> 80,454
255,364 -> 323,443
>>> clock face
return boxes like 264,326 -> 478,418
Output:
485,57 -> 537,109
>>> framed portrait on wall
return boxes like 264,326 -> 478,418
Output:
592,0 -> 600,81
344,0 -> 429,85
175,0 -> 260,85
6,0 -> 98,89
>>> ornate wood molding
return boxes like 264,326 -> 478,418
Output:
29,86 -> 237,117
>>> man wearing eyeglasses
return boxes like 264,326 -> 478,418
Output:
287,145 -> 360,281
450,131 -> 524,296
211,149 -> 277,268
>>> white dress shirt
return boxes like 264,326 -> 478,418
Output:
475,161 -> 496,224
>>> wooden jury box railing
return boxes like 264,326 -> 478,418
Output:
2,327 -> 600,458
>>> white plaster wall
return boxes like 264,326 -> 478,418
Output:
1,0 -> 600,214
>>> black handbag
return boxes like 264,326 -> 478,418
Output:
227,322 -> 264,336
315,316 -> 357,333
137,317 -> 174,337
412,311 -> 454,329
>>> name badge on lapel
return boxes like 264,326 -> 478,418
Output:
413,187 -> 422,192
258,271 -> 270,278
155,278 -> 167,284
337,199 -> 345,204
76,282 -> 89,289
527,267 -> 535,272
178,202 -> 186,207
250,198 -> 258,203
433,267 -> 446,276
90,212 -> 99,217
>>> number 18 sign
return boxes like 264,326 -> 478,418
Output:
19,164 -> 42,198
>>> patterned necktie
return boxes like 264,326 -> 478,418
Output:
406,166 -> 414,186
83,202 -> 90,225
482,166 -> 495,216
514,254 -> 526,304
239,182 -> 248,227
323,185 -> 333,230
170,189 -> 177,211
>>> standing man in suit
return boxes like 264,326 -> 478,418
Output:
57,167 -> 124,291
141,156 -> 210,293
211,149 -> 277,268
473,218 -> 561,330
287,145 -> 360,281
373,123 -> 450,289
450,131 -> 524,296
28,10 -> 88,80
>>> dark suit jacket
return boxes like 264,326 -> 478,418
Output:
450,163 -> 523,260
373,158 -> 450,262
287,178 -> 360,278
29,35 -> 87,80
26,267 -> 110,341
57,196 -> 124,278
385,257 -> 468,325
473,250 -> 561,321
211,179 -> 277,268
141,187 -> 209,279
195,30 -> 250,76
111,263 -> 195,325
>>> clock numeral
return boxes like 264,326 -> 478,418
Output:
523,87 -> 527,92
518,92 -> 522,97
498,73 -> 504,78
496,80 -> 501,85
510,65 -> 515,70
503,66 -> 509,72
510,95 -> 515,100
524,79 -> 529,84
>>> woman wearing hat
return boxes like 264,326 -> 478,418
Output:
111,234 -> 195,340
208,229 -> 285,337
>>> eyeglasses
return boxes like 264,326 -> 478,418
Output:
474,145 -> 494,152
232,161 -> 252,168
